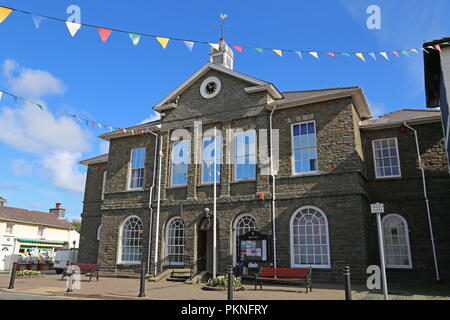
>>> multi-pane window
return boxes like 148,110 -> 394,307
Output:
291,206 -> 330,268
5,223 -> 14,235
202,136 -> 222,184
129,148 -> 146,189
373,138 -> 401,178
166,218 -> 185,265
37,226 -> 46,238
233,214 -> 256,265
171,140 -> 190,186
382,214 -> 412,268
292,122 -> 318,174
119,216 -> 143,264
234,130 -> 256,180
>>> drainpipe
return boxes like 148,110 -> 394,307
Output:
213,127 -> 217,278
403,121 -> 440,282
146,130 -> 159,275
269,105 -> 277,269
153,135 -> 164,276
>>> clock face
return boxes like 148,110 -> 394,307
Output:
200,77 -> 221,99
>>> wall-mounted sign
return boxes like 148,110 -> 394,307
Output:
237,231 -> 269,262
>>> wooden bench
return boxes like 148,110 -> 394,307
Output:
61,264 -> 99,282
255,267 -> 312,293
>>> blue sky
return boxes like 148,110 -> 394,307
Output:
0,0 -> 449,221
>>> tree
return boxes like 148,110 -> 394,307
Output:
71,219 -> 81,233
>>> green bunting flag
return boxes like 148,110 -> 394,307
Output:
129,33 -> 141,46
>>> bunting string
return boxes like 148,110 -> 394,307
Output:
0,5 -> 446,62
0,89 -> 153,136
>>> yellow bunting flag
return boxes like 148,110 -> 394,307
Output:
0,7 -> 13,23
411,49 -> 418,54
273,49 -> 283,57
156,37 -> 170,49
355,53 -> 365,62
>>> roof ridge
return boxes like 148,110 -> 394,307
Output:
381,108 -> 440,118
282,86 -> 359,94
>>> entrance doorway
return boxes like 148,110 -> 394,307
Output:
197,218 -> 213,272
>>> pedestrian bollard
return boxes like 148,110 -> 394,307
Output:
344,266 -> 352,300
138,263 -> 146,297
8,263 -> 17,289
66,272 -> 74,293
227,265 -> 234,301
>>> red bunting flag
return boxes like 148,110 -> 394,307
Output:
327,52 -> 336,58
434,44 -> 442,52
391,51 -> 399,57
232,45 -> 243,53
91,121 -> 95,127
98,27 -> 112,43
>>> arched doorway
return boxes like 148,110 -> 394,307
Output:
197,217 -> 213,272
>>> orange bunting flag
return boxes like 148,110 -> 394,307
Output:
273,49 -> 283,57
391,51 -> 399,57
156,37 -> 170,49
355,53 -> 365,62
0,7 -> 13,23
98,27 -> 112,43
327,52 -> 336,58
232,45 -> 243,53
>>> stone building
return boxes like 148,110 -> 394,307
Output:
79,39 -> 450,282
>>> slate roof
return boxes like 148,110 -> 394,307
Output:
79,153 -> 109,165
0,206 -> 73,229
280,87 -> 360,102
360,109 -> 441,128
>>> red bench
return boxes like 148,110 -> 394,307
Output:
61,264 -> 99,282
255,267 -> 312,293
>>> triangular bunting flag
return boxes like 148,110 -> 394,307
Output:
341,53 -> 351,57
156,37 -> 170,49
97,123 -> 102,128
108,126 -> 113,131
309,52 -> 319,59
327,52 -> 336,58
91,121 -> 95,127
129,33 -> 141,46
36,104 -> 44,111
421,48 -> 430,54
355,53 -> 365,62
411,49 -> 418,54
391,51 -> 399,57
401,50 -> 409,56
183,41 -> 194,52
98,27 -> 112,43
273,49 -> 283,57
294,51 -> 303,59
32,15 -> 45,29
232,45 -> 243,53
0,7 -> 13,23
66,21 -> 81,37
0,91 -> 3,101
254,48 -> 264,54
434,44 -> 442,52
368,53 -> 377,60
380,52 -> 389,60
209,43 -> 219,51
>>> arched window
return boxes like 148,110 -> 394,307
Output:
382,214 -> 412,268
118,216 -> 143,264
97,225 -> 102,241
232,214 -> 257,266
166,217 -> 185,265
290,206 -> 330,268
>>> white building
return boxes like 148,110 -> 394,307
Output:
0,198 -> 79,271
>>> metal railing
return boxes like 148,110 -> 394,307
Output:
151,254 -> 192,276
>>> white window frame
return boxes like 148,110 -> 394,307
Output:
232,214 -> 257,267
201,135 -> 222,185
171,140 -> 190,187
381,214 -> 413,269
165,217 -> 185,266
372,137 -> 402,179
234,129 -> 257,181
5,223 -> 15,235
37,225 -> 46,238
117,215 -> 143,265
128,148 -> 146,191
290,205 -> 331,269
291,121 -> 319,176
101,171 -> 107,200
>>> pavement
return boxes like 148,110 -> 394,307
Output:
0,273 -> 448,300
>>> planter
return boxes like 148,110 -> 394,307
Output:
202,285 -> 244,291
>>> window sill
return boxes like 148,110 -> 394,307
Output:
386,265 -> 413,269
290,171 -> 321,178
231,179 -> 256,184
374,176 -> 402,180
166,185 -> 188,189
291,265 -> 331,269
198,182 -> 221,187
126,188 -> 145,192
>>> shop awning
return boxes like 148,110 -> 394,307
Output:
17,239 -> 67,246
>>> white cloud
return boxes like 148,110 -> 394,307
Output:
3,59 -> 67,99
42,150 -> 86,193
0,60 -> 92,193
99,141 -> 109,154
139,111 -> 160,124
369,101 -> 387,118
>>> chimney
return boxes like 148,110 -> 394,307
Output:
209,38 -> 234,70
49,202 -> 66,220
0,197 -> 6,207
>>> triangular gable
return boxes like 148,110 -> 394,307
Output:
152,63 -> 273,110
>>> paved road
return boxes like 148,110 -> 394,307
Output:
0,292 -> 73,300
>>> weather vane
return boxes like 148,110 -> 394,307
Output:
215,13 -> 229,39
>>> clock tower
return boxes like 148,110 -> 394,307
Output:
209,38 -> 234,70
